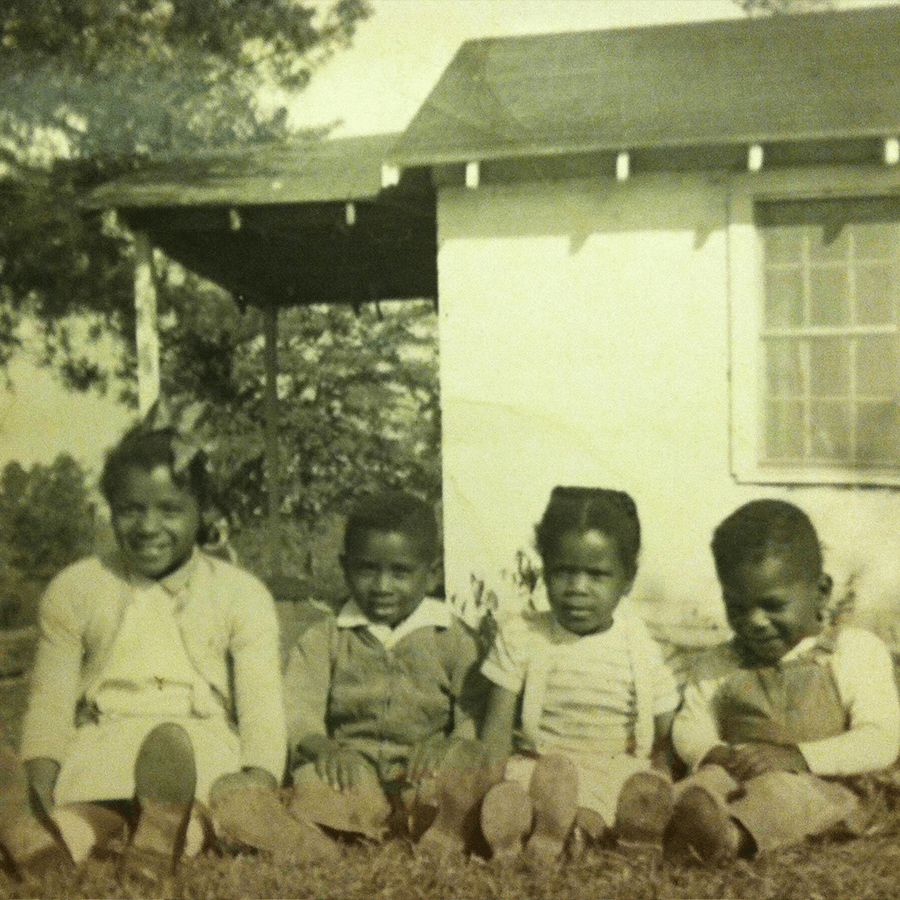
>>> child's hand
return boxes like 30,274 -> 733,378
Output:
701,742 -> 809,780
731,742 -> 809,778
315,743 -> 371,792
406,736 -> 451,784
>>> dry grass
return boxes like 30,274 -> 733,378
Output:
3,822 -> 900,900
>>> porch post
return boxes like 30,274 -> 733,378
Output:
134,230 -> 160,415
263,304 -> 282,572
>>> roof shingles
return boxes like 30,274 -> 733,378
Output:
390,7 -> 900,167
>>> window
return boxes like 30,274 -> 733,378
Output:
729,170 -> 900,484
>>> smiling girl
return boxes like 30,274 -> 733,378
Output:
2,406 -> 333,886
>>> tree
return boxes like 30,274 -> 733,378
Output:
156,267 -> 442,526
0,454 -> 94,576
0,1 -> 444,555
0,0 -> 371,375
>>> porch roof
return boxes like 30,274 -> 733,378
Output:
389,6 -> 900,168
85,133 -> 436,308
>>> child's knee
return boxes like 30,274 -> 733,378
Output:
439,738 -> 489,772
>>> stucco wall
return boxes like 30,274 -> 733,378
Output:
436,173 -> 900,634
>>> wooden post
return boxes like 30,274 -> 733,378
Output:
134,231 -> 160,415
263,304 -> 282,573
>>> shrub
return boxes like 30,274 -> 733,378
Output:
0,455 -> 95,625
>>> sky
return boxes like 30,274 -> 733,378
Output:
290,0 -> 742,137
1,0 -> 889,476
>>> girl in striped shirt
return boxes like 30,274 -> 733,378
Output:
479,486 -> 679,863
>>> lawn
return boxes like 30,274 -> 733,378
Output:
4,619 -> 900,899
3,818 -> 900,900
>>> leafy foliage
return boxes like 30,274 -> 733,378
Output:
152,265 -> 442,528
0,0 -> 371,374
0,454 -> 95,578
0,454 -> 95,625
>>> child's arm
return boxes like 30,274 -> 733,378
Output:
481,682 -> 518,767
283,607 -> 371,791
671,676 -> 725,772
19,566 -> 88,808
795,628 -> 900,776
229,576 -> 288,785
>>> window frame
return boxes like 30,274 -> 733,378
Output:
728,166 -> 900,486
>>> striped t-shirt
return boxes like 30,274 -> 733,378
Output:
482,606 -> 679,759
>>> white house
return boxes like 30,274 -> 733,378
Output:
88,6 -> 900,637
383,6 -> 900,631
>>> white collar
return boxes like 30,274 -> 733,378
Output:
336,596 -> 451,649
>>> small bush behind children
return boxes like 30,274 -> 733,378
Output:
664,499 -> 900,863
0,405 -> 336,890
478,486 -> 680,862
282,490 -> 493,854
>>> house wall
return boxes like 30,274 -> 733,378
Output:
436,173 -> 900,633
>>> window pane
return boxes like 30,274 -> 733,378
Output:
764,268 -> 804,327
809,339 -> 849,397
809,401 -> 850,461
764,400 -> 804,461
809,268 -> 849,326
857,335 -> 900,396
762,226 -> 804,263
755,196 -> 900,476
765,340 -> 803,396
857,402 -> 900,465
854,221 -> 898,261
856,263 -> 897,326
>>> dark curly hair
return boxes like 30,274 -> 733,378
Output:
343,490 -> 439,562
535,486 -> 641,578
711,499 -> 822,584
100,427 -> 213,513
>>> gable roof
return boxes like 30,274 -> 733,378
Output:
389,6 -> 900,167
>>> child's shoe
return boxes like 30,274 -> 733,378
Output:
663,785 -> 743,865
574,807 -> 610,845
211,770 -> 340,864
525,755 -> 578,864
480,781 -> 532,861
614,770 -> 674,848
288,776 -> 389,841
118,723 -> 196,886
0,732 -> 72,879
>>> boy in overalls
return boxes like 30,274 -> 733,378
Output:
667,499 -> 900,862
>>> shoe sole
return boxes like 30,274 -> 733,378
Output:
664,785 -> 735,865
480,782 -> 532,861
134,725 -> 197,806
122,725 -> 197,881
615,771 -> 674,848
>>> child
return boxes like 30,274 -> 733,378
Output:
478,487 -> 680,862
666,499 -> 900,863
283,490 -> 491,854
1,408 -> 335,886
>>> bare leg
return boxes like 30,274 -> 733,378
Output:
416,739 -> 497,856
525,754 -> 578,864
0,732 -> 72,878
